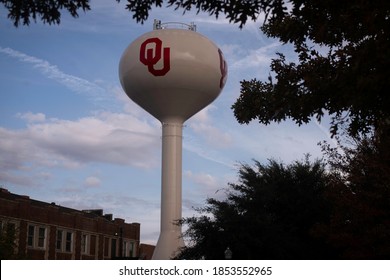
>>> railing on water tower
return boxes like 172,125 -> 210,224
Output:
153,19 -> 197,31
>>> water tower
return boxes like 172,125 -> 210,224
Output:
119,20 -> 227,259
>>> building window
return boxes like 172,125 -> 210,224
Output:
130,242 -> 135,257
90,235 -> 96,256
56,229 -> 73,252
81,234 -> 88,254
38,227 -> 46,248
27,225 -> 34,247
123,241 -> 135,257
104,237 -> 109,257
123,241 -> 127,257
56,230 -> 63,250
27,225 -> 46,249
65,232 -> 73,252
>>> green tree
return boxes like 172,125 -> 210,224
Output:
0,0 -> 256,27
3,1 -> 388,137
0,222 -> 17,259
177,157 -> 334,260
315,124 -> 390,259
229,0 -> 390,138
0,0 -> 91,26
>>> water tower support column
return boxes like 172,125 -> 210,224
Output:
152,122 -> 185,259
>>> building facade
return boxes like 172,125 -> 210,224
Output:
0,188 -> 140,260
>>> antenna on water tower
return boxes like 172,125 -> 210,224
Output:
119,19 -> 228,259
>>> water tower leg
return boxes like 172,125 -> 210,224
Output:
152,122 -> 185,259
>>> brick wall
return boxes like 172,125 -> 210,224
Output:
0,188 -> 140,260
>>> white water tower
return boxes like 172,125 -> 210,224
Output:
119,20 -> 227,259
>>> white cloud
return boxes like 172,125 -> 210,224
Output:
182,170 -> 233,213
187,105 -> 233,149
232,121 -> 329,164
16,112 -> 46,123
185,170 -> 219,189
190,105 -> 216,123
183,141 -> 235,168
229,41 -> 282,70
84,176 -> 101,187
0,47 -> 106,100
0,112 -> 161,187
190,122 -> 232,148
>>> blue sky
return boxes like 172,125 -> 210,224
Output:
0,1 -> 335,244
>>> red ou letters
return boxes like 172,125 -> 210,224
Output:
139,37 -> 170,76
218,48 -> 228,89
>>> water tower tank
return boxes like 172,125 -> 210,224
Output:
119,20 -> 227,259
119,21 -> 227,123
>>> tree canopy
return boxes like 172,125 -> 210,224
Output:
0,221 -> 18,259
177,133 -> 390,260
232,0 -> 390,138
317,126 -> 390,258
0,0 -> 261,28
177,157 -> 335,260
0,0 -> 91,26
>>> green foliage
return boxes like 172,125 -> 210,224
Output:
232,0 -> 390,137
123,0 -> 262,28
0,222 -> 17,259
178,130 -> 390,259
120,0 -> 163,24
177,156 -> 334,259
316,125 -> 390,259
0,0 -> 91,26
1,0 -> 261,28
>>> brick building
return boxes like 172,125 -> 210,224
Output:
139,243 -> 156,260
0,188 -> 141,260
